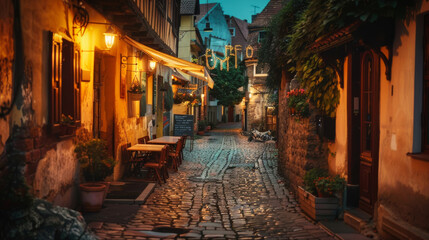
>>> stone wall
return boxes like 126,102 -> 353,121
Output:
277,71 -> 330,194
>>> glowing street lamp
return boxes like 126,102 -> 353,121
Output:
103,26 -> 117,50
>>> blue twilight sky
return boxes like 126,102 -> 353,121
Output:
204,0 -> 270,23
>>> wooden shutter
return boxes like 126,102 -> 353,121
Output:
49,32 -> 62,127
74,46 -> 81,124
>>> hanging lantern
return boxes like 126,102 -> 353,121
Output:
104,26 -> 117,50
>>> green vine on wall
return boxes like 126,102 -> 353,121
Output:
258,0 -> 421,117
290,55 -> 339,117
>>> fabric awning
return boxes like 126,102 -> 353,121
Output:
124,36 -> 214,88
172,68 -> 189,82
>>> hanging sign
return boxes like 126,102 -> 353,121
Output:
206,45 -> 253,71
177,84 -> 198,94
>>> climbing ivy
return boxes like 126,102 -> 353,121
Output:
291,56 -> 339,117
258,0 -> 309,90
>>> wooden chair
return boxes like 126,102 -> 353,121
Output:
143,145 -> 168,184
121,142 -> 136,177
167,137 -> 183,171
138,136 -> 150,144
136,136 -> 153,161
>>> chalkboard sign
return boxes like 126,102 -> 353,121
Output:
173,114 -> 194,137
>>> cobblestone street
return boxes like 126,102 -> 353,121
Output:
91,124 -> 334,239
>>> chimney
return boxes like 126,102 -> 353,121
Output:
252,14 -> 258,22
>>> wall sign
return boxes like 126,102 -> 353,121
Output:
206,45 -> 253,71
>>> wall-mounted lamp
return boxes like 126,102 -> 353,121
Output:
201,93 -> 205,103
103,26 -> 117,50
203,22 -> 213,32
149,60 -> 157,71
81,22 -> 118,51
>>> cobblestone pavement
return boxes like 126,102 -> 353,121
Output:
91,125 -> 334,239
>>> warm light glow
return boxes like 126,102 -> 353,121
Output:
201,93 -> 205,100
249,93 -> 252,98
149,60 -> 157,70
104,26 -> 117,50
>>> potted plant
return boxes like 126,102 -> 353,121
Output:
128,80 -> 145,101
59,114 -> 76,135
75,130 -> 115,212
298,168 -> 345,220
197,121 -> 206,135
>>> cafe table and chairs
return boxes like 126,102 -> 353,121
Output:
148,136 -> 184,168
126,144 -> 165,177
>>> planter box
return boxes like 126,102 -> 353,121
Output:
128,92 -> 144,101
298,186 -> 339,221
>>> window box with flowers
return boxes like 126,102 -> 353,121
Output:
128,80 -> 145,101
298,168 -> 346,220
59,114 -> 77,136
286,89 -> 309,117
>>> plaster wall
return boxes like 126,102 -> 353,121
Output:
376,3 -> 429,231
33,139 -> 79,208
178,15 -> 193,63
245,60 -> 270,130
0,0 -> 13,153
11,0 -> 157,206
331,3 -> 429,233
332,57 -> 349,177
16,0 -> 87,208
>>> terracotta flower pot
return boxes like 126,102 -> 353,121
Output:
80,183 -> 106,212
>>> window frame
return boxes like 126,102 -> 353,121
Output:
48,32 -> 81,133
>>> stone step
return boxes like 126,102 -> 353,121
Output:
344,208 -> 372,232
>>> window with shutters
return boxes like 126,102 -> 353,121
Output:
49,32 -> 81,132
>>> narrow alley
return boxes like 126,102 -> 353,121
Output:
90,123 -> 334,239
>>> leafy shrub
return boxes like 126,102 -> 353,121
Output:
75,138 -> 115,182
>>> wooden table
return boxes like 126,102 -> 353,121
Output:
127,144 -> 165,152
126,144 -> 166,177
148,136 -> 180,145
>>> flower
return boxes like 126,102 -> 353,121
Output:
129,81 -> 144,93
314,175 -> 346,197
60,114 -> 75,126
286,88 -> 309,117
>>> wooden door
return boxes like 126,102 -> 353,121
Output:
228,106 -> 234,122
358,50 -> 380,214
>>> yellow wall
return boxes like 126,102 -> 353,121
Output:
376,3 -> 429,232
332,57 -> 349,177
333,3 -> 429,234
9,0 -> 159,208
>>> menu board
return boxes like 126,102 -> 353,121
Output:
173,114 -> 194,137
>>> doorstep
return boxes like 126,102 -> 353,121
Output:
319,220 -> 371,240
104,182 -> 156,204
